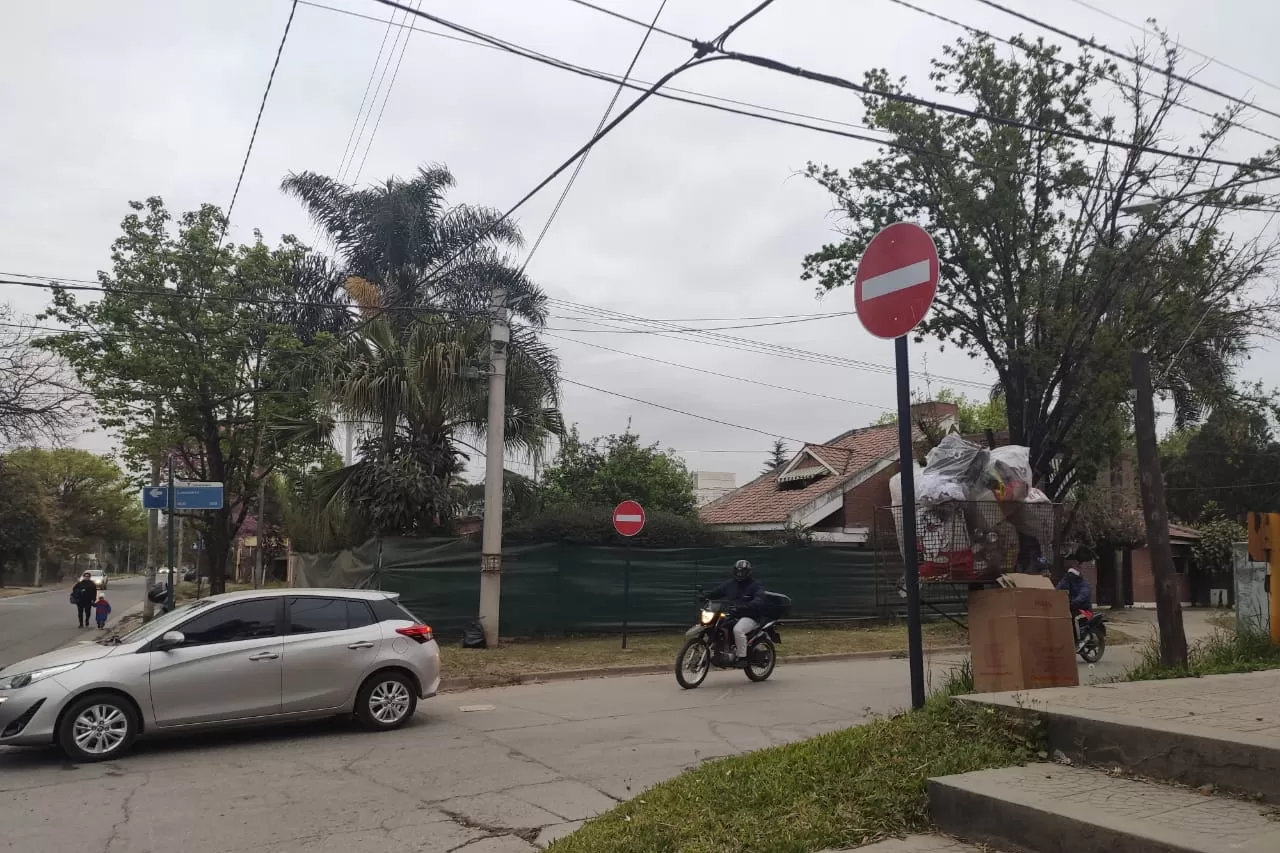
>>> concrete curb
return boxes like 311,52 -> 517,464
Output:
438,644 -> 973,693
0,588 -> 48,599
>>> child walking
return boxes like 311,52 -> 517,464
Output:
94,593 -> 112,630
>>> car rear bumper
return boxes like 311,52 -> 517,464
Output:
0,681 -> 70,746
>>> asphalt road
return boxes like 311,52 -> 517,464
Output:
0,609 -> 1221,852
0,576 -> 145,670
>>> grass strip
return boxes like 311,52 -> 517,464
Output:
548,691 -> 1039,853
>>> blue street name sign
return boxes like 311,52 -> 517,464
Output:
140,482 -> 225,511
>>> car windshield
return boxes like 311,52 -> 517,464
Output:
111,599 -> 215,645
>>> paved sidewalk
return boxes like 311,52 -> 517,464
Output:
968,668 -> 1280,743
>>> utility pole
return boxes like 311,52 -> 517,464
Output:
33,547 -> 41,588
255,478 -> 266,589
176,515 -> 184,581
144,413 -> 161,621
1130,350 -> 1188,668
478,288 -> 508,648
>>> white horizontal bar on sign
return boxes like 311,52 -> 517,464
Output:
861,260 -> 930,300
615,514 -> 644,522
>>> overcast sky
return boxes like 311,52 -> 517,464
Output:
2,0 -> 1278,488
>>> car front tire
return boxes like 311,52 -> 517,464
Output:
57,692 -> 139,763
355,671 -> 418,731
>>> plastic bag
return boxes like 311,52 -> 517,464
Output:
979,445 -> 1032,502
917,470 -> 969,505
461,621 -> 487,649
923,434 -> 989,483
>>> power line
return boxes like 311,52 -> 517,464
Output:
542,330 -> 895,410
562,0 -> 691,42
332,3 -> 400,183
546,297 -> 995,390
222,0 -> 300,242
545,312 -> 856,332
1061,0 -> 1280,94
519,0 -> 671,274
884,0 -> 1280,146
965,0 -> 1280,124
351,0 -> 421,185
1,275 -> 864,332
299,0 -> 1280,211
364,0 -> 732,290
704,44 -> 1280,175
561,377 -> 811,444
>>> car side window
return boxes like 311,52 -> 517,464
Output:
177,599 -> 279,646
288,597 -> 351,635
346,600 -> 376,630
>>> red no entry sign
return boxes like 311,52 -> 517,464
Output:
854,222 -> 939,340
613,500 -> 646,537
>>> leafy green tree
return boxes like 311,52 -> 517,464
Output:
803,33 -> 1280,499
0,457 -> 53,585
1162,388 -> 1280,522
278,165 -> 563,534
762,439 -> 789,475
6,448 -> 145,561
542,428 -> 697,517
1192,501 -> 1246,578
38,198 -> 325,594
875,388 -> 1008,435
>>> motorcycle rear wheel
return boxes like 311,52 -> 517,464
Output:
676,638 -> 711,689
745,637 -> 776,682
1079,629 -> 1106,663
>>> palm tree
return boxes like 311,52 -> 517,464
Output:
279,165 -> 564,535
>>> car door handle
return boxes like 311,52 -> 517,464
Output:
248,652 -> 279,661
347,641 -> 375,650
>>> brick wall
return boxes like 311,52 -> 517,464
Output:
1130,546 -> 1192,604
840,462 -> 899,529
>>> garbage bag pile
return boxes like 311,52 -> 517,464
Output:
889,434 -> 1054,581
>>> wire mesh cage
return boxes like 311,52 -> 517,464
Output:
873,500 -> 1064,585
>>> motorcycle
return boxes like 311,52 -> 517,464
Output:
1075,609 -> 1107,663
674,594 -> 789,689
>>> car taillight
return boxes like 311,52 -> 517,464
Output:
396,625 -> 434,644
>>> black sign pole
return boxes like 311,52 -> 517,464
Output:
896,335 -> 926,709
165,455 -> 176,612
622,540 -> 632,650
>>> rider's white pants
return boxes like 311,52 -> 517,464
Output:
733,617 -> 758,658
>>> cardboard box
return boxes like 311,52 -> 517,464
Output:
969,587 -> 1078,693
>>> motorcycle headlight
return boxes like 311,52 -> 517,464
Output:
700,610 -> 717,625
0,662 -> 82,691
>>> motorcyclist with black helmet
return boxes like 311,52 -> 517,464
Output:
706,560 -> 764,662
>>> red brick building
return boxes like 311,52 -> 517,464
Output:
699,402 -> 959,543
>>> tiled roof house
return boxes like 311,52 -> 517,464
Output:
699,401 -> 959,544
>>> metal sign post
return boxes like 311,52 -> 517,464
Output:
613,500 -> 647,649
853,221 -> 940,710
165,455 -> 176,611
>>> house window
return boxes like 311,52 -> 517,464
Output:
777,466 -> 827,490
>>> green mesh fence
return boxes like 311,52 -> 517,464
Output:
296,538 -> 895,639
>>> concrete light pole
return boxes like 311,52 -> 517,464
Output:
478,288 -> 508,648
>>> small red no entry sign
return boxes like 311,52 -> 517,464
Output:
612,500 -> 646,537
854,222 -> 939,340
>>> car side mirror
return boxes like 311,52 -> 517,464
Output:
156,631 -> 185,651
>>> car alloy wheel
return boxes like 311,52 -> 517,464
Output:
73,704 -> 129,755
369,679 -> 411,724
58,693 -> 139,762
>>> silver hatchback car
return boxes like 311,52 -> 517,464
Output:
0,588 -> 439,762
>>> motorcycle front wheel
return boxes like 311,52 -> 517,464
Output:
676,637 -> 711,689
1079,629 -> 1106,663
745,637 -> 776,682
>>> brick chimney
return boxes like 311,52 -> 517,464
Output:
909,400 -> 959,429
